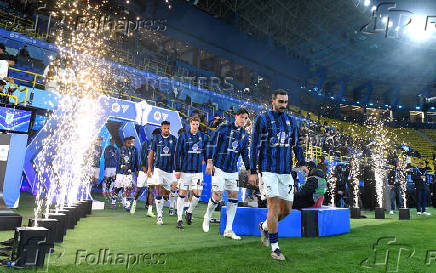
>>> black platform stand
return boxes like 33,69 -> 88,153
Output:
0,156 -> 22,230
0,209 -> 22,230
301,210 -> 319,237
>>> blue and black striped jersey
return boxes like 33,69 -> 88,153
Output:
140,139 -> 152,170
250,110 -> 305,174
104,145 -> 119,169
151,134 -> 177,173
175,130 -> 208,173
117,145 -> 139,174
207,122 -> 250,173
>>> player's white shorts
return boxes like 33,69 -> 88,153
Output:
179,172 -> 203,191
90,167 -> 100,179
115,173 -> 134,188
136,171 -> 148,188
104,168 -> 116,178
151,168 -> 176,191
260,172 -> 294,202
212,167 -> 238,192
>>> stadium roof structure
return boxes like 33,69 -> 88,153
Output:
193,0 -> 436,104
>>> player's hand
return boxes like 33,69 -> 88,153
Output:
175,172 -> 181,179
248,174 -> 258,186
301,166 -> 309,177
147,168 -> 152,178
338,191 -> 343,195
421,176 -> 426,180
205,162 -> 213,175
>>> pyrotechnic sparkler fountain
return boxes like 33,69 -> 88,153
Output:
397,153 -> 410,220
364,115 -> 390,219
349,153 -> 363,219
30,0 -> 114,224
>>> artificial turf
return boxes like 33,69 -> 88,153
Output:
1,192 -> 436,273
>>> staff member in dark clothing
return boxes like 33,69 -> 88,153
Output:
293,162 -> 326,209
387,161 -> 404,214
362,161 -> 376,210
317,156 -> 328,176
412,162 -> 431,216
333,164 -> 348,207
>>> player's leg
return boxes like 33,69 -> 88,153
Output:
184,193 -> 190,213
121,175 -> 132,211
268,173 -> 295,260
157,175 -> 171,225
223,172 -> 240,240
131,170 -> 147,214
168,181 -> 178,215
146,176 -> 157,217
186,173 -> 203,225
111,174 -> 123,209
203,168 -> 224,232
102,176 -> 108,197
176,173 -> 190,229
154,170 -> 165,224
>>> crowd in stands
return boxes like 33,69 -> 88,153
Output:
300,119 -> 353,157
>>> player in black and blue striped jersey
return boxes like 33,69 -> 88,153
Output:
248,89 -> 308,261
147,121 -> 177,225
174,116 -> 208,229
112,136 -> 139,211
202,108 -> 250,240
103,138 -> 119,198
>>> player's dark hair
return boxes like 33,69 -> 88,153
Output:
189,116 -> 200,123
177,128 -> 186,136
152,128 -> 161,136
161,120 -> 170,126
235,108 -> 249,117
272,89 -> 288,99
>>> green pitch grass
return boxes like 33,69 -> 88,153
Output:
1,192 -> 436,273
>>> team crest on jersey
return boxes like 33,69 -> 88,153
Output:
278,132 -> 287,144
192,143 -> 199,151
163,146 -> 169,154
124,156 -> 129,163
232,141 -> 239,150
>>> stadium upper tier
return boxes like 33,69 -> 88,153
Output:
0,5 -> 434,163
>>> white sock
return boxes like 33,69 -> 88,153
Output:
271,242 -> 279,251
262,220 -> 268,231
177,196 -> 185,221
155,197 -> 163,217
148,205 -> 153,214
187,195 -> 200,213
102,180 -> 107,193
226,200 -> 238,231
184,201 -> 190,210
205,197 -> 219,220
122,196 -> 127,207
132,200 -> 136,206
169,191 -> 176,209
